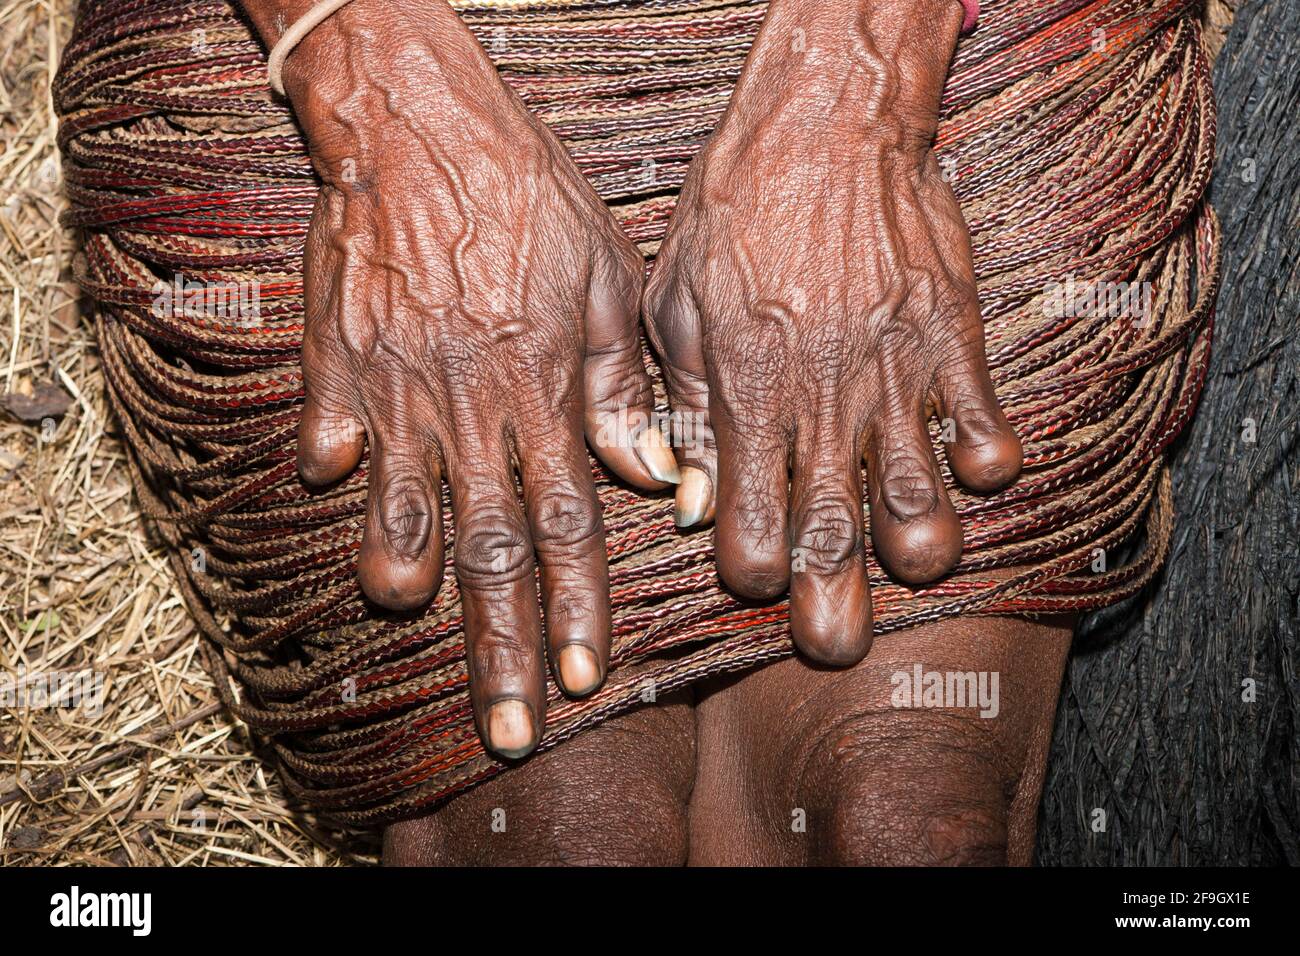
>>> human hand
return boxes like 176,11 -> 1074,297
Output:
252,0 -> 678,757
645,0 -> 1021,664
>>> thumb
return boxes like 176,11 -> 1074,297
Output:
583,241 -> 680,491
643,263 -> 716,528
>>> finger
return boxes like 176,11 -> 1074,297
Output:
517,418 -> 610,698
788,425 -> 873,666
356,411 -> 444,612
642,268 -> 716,526
935,333 -> 1023,493
297,209 -> 364,486
446,433 -> 545,759
866,394 -> 963,586
297,389 -> 364,486
584,243 -> 679,490
911,174 -> 1023,493
712,411 -> 791,600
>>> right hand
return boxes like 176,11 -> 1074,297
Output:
276,2 -> 678,758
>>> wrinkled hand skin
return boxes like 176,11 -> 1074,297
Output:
646,0 -> 1023,666
242,0 -> 680,759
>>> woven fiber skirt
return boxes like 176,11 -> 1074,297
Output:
55,0 -> 1218,823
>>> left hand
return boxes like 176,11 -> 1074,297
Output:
645,0 -> 1022,665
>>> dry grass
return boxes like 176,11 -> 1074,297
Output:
0,0 -> 375,867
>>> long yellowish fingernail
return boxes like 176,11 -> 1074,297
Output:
634,426 -> 681,484
486,699 -> 537,758
557,644 -> 602,696
675,467 -> 712,527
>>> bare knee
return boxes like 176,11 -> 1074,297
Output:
798,712 -> 1013,866
385,760 -> 691,866
385,695 -> 695,866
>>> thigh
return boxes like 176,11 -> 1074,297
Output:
689,613 -> 1073,865
384,688 -> 695,866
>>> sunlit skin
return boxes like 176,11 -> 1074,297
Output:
240,0 -> 1071,865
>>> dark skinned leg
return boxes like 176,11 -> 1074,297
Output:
688,613 -> 1073,865
384,613 -> 1070,865
383,689 -> 695,866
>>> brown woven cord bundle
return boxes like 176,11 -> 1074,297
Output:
54,0 -> 1219,823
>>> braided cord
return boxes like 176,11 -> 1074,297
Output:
55,0 -> 1218,823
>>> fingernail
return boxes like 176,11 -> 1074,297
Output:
486,699 -> 537,758
634,427 -> 681,484
675,467 -> 711,527
557,644 -> 602,696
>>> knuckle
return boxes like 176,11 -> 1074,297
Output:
867,305 -> 926,356
879,448 -> 940,502
454,508 -> 533,585
932,277 -> 977,321
377,477 -> 433,553
298,410 -> 363,485
957,411 -> 1005,446
792,622 -> 871,668
367,334 -> 429,379
723,492 -> 784,547
300,350 -> 356,409
428,324 -> 477,378
661,363 -> 710,414
640,281 -> 665,329
794,493 -> 862,575
303,409 -> 359,450
953,423 -> 1023,489
713,374 -> 779,427
335,310 -> 382,362
666,400 -> 713,468
530,490 -> 602,554
299,420 -> 357,470
299,323 -> 337,374
642,275 -> 697,351
641,265 -> 676,322
297,455 -> 336,486
711,330 -> 785,388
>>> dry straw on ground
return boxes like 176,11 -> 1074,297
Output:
0,0 -> 373,867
